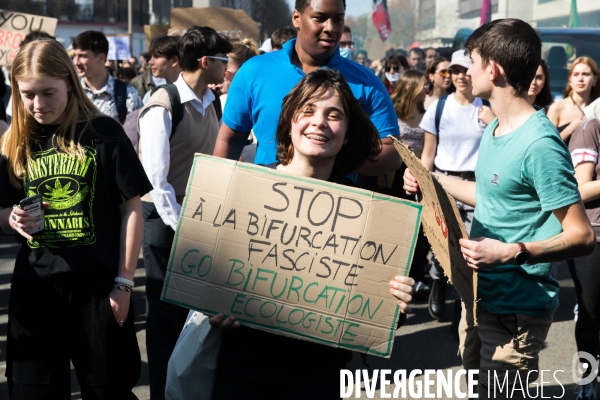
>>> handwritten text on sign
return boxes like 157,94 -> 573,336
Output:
162,155 -> 422,357
0,11 -> 57,65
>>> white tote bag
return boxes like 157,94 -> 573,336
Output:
165,310 -> 222,400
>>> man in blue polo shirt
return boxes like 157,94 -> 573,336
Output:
213,0 -> 401,177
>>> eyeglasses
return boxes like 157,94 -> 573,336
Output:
339,41 -> 355,48
436,69 -> 449,78
385,65 -> 403,72
198,55 -> 229,65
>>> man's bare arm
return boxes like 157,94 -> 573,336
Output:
354,136 -> 403,176
432,172 -> 477,207
460,200 -> 595,269
213,123 -> 250,160
403,168 -> 477,207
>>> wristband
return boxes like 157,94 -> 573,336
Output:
114,283 -> 133,293
114,277 -> 134,288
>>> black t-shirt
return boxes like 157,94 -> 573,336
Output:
0,116 -> 152,289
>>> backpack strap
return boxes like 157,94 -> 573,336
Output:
152,84 -> 183,140
149,85 -> 220,140
434,95 -> 448,134
211,89 -> 222,121
113,79 -> 128,124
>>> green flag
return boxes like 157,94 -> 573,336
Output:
569,0 -> 579,28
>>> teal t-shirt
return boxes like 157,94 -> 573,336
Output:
472,110 -> 580,316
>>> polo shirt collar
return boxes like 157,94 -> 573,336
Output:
282,39 -> 341,72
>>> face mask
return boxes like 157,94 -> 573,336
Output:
339,48 -> 353,59
385,72 -> 401,82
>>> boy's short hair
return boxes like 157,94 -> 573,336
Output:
72,30 -> 109,56
409,48 -> 424,57
178,26 -> 233,72
295,0 -> 346,13
465,18 -> 540,94
21,30 -> 55,47
117,67 -> 137,81
271,28 -> 297,50
149,35 -> 180,60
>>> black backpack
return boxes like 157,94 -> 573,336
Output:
150,84 -> 222,140
434,95 -> 491,133
113,79 -> 128,124
122,84 -> 224,153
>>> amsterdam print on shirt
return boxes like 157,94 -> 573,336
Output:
25,146 -> 97,248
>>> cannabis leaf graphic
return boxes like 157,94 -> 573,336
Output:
45,178 -> 74,199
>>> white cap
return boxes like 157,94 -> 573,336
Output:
449,49 -> 472,69
259,38 -> 272,53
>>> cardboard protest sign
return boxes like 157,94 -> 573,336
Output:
391,138 -> 477,320
0,10 -> 57,65
169,8 -> 259,43
107,34 -> 131,60
162,155 -> 422,357
144,24 -> 169,51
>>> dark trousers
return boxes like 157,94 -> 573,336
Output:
142,202 -> 188,400
6,279 -> 140,400
379,162 -> 429,283
570,245 -> 600,375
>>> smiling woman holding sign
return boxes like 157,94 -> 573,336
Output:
207,68 -> 415,399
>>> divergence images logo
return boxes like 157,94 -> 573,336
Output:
573,351 -> 599,385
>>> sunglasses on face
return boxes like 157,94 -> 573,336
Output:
436,69 -> 449,77
385,65 -> 402,72
339,41 -> 355,48
198,55 -> 229,65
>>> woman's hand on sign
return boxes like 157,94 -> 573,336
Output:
403,168 -> 420,196
389,276 -> 415,313
459,237 -> 517,270
209,313 -> 240,330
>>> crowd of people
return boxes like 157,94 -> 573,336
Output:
0,0 -> 599,399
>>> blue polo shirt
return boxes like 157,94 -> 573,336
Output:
223,39 -> 400,165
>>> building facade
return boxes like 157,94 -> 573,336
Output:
0,0 -> 252,56
415,0 -> 600,48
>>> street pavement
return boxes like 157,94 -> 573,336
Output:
0,231 -> 588,399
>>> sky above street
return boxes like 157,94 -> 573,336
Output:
285,0 -> 372,18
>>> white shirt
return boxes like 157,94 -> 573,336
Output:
139,73 -> 216,230
420,93 -> 487,172
585,97 -> 600,119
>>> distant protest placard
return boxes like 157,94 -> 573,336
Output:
0,10 -> 57,65
169,8 -> 259,43
162,155 -> 423,357
392,137 -> 478,320
106,34 -> 131,60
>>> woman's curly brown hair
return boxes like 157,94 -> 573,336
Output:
275,69 -> 381,178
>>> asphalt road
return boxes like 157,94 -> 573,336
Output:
0,231 -> 590,399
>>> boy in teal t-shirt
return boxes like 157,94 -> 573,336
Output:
473,109 -> 580,317
403,19 -> 595,396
